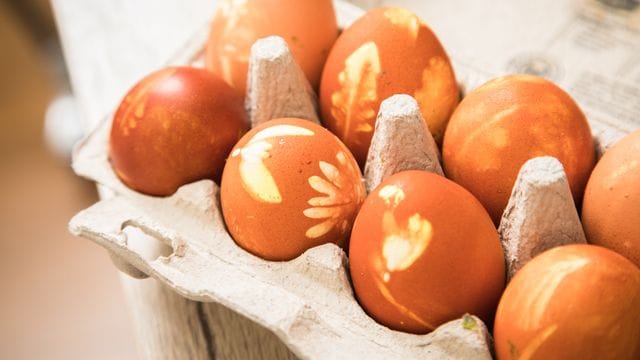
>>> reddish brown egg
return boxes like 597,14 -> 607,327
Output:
319,7 -> 458,166
205,0 -> 339,94
221,118 -> 365,261
109,66 -> 249,196
494,244 -> 640,360
442,74 -> 595,224
349,170 -> 505,334
582,130 -> 640,267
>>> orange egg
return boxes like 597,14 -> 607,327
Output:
109,66 -> 249,196
220,118 -> 365,261
582,130 -> 640,267
349,171 -> 505,334
205,0 -> 339,94
319,7 -> 458,166
494,244 -> 640,360
442,74 -> 595,224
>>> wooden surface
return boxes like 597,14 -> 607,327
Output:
121,276 -> 297,360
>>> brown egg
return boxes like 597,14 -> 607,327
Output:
220,118 -> 365,261
494,244 -> 640,360
109,66 -> 249,196
349,170 -> 505,334
582,130 -> 640,267
205,0 -> 339,94
319,7 -> 458,166
442,74 -> 595,224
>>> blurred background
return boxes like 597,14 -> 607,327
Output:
0,0 -> 136,358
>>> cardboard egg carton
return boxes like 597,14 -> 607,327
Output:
68,1 -> 625,359
69,1 -> 493,359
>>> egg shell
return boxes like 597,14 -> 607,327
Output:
349,170 -> 505,334
582,130 -> 640,267
319,7 -> 458,166
442,74 -> 595,224
205,0 -> 339,94
220,118 -> 366,261
494,244 -> 640,360
109,66 -> 249,196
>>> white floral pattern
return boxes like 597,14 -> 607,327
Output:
303,151 -> 364,239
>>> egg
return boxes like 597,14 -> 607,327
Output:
349,170 -> 505,334
220,118 -> 365,261
442,74 -> 595,224
494,244 -> 640,360
109,66 -> 249,196
205,0 -> 339,94
582,130 -> 640,267
319,7 -> 458,166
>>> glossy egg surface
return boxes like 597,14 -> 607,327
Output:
494,244 -> 640,360
442,74 -> 595,223
221,118 -> 365,261
110,66 -> 248,196
582,130 -> 640,267
205,0 -> 339,94
349,170 -> 505,333
320,7 -> 458,165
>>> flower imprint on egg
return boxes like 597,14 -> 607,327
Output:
331,41 -> 381,140
231,124 -> 314,204
303,151 -> 365,239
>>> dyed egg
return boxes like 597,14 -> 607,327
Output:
110,67 -> 248,196
319,7 -> 458,165
582,130 -> 640,267
205,0 -> 339,94
349,171 -> 505,334
494,244 -> 640,360
442,74 -> 595,224
221,118 -> 365,261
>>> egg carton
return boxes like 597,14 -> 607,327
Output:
68,1 -> 623,359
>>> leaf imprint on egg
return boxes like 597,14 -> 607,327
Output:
212,0 -> 256,85
414,56 -> 455,137
234,125 -> 314,204
378,185 -> 405,208
383,7 -> 420,40
331,41 -> 381,142
517,256 -> 590,330
304,152 -> 365,239
518,324 -> 559,360
372,270 -> 435,329
382,212 -> 433,276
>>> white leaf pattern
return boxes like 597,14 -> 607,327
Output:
235,125 -> 314,204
